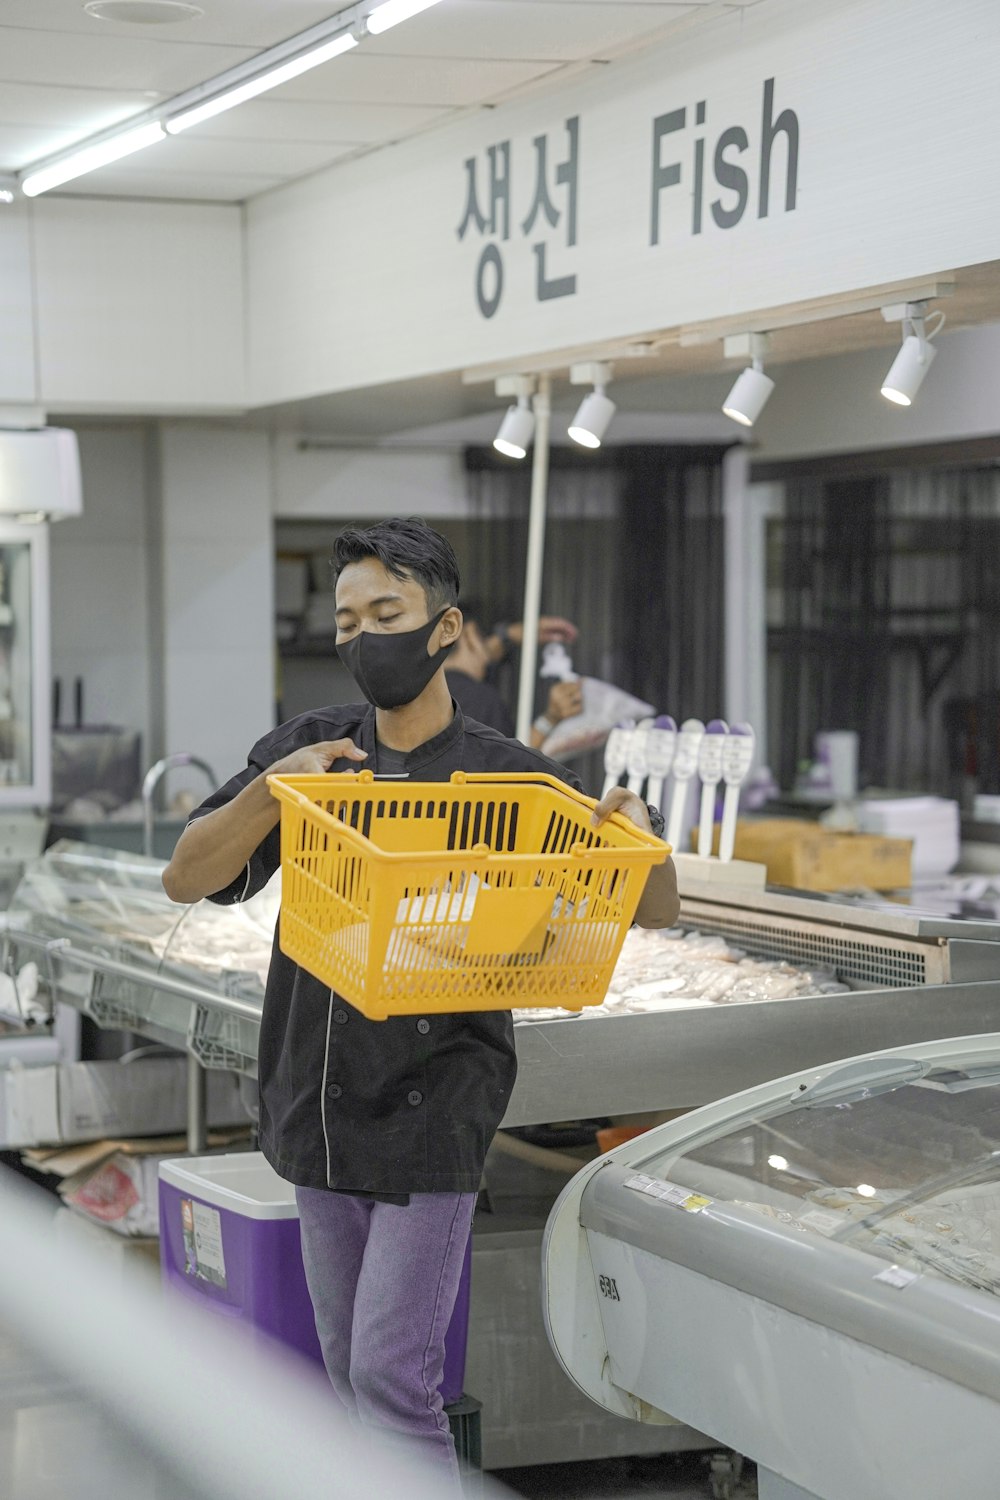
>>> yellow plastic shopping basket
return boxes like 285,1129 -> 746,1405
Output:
267,769 -> 668,1021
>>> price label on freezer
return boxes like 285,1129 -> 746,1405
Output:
625,1174 -> 712,1213
874,1264 -> 920,1290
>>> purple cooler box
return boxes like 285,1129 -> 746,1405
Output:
158,1153 -> 471,1405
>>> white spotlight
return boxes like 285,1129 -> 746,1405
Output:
568,361 -> 615,449
722,364 -> 775,427
494,398 -> 535,460
881,337 -> 936,405
721,333 -> 774,428
880,301 -> 945,407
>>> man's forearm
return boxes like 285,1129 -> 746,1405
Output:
634,856 -> 680,929
162,775 -> 277,905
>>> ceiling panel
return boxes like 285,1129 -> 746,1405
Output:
276,50 -> 567,107
109,132 -> 355,175
0,80 -> 160,130
0,0 -> 351,48
363,0 -> 699,62
0,25 -> 255,93
58,167 -> 283,200
189,97 -> 455,144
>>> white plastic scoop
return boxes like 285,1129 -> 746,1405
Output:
643,715 -> 677,814
602,723 -> 634,799
719,722 -> 756,862
625,720 -> 653,796
697,719 -> 729,856
666,718 -> 705,854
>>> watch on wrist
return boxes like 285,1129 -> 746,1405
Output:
533,714 -> 555,738
646,803 -> 666,840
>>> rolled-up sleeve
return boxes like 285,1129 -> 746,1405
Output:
185,752 -> 280,906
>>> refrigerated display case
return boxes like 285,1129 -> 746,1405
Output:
543,1033 -> 1000,1499
7,848 -> 1000,1468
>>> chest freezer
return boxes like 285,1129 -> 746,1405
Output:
543,1032 -> 1000,1500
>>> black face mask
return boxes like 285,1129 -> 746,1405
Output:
336,609 -> 454,710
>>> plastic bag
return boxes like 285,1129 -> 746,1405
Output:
542,677 -> 655,760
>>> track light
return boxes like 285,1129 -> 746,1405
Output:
568,362 -> 615,449
492,376 -> 536,459
721,333 -> 774,428
880,301 -> 944,406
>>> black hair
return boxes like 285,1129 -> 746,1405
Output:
331,517 -> 460,613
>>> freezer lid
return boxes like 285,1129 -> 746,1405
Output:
602,1043 -> 1000,1298
580,1157 -> 1000,1406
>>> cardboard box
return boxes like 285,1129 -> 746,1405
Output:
696,819 -> 912,892
2,1057 -> 249,1149
29,1130 -> 250,1238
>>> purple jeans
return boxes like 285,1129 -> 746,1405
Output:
295,1188 -> 476,1482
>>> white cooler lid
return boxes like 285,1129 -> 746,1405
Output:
158,1152 -> 299,1219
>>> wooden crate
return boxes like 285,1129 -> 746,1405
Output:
697,819 -> 912,892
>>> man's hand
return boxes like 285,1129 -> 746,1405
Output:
546,680 -> 583,724
506,617 -> 579,647
590,788 -> 680,929
270,740 -> 367,776
162,739 -> 367,905
590,786 -> 652,834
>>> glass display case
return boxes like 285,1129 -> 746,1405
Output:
543,1035 -> 1000,1500
0,523 -> 50,809
3,842 -> 276,1074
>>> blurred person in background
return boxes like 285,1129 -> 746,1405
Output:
446,608 -> 584,746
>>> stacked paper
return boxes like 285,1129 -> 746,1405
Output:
857,796 -> 960,877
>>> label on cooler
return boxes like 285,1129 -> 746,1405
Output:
181,1197 -> 228,1289
624,1173 -> 712,1213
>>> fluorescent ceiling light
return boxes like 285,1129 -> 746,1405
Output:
21,121 -> 166,197
494,398 -> 535,460
366,0 -> 444,35
167,31 -> 358,133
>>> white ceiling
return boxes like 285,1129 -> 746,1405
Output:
0,0 -> 766,203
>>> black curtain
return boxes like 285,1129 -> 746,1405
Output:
769,466 -> 1000,795
462,444 -> 727,734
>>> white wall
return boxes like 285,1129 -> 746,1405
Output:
49,424 -> 153,754
245,0 -> 1000,407
157,424 -> 274,785
272,438 -> 470,519
0,207 -> 36,404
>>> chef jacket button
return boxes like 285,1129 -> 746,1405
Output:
416,1019 -> 430,1035
326,1083 -> 343,1100
407,1090 -> 423,1107
333,1009 -> 349,1025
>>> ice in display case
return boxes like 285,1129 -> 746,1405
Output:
543,1034 -> 1000,1500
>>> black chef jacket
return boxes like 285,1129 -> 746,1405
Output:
188,704 -> 582,1197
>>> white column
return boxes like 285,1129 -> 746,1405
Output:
155,424 -> 274,791
723,447 -> 782,765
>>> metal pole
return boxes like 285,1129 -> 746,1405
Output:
515,373 -> 552,743
187,1053 -> 208,1155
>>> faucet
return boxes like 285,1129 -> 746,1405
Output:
142,753 -> 217,858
